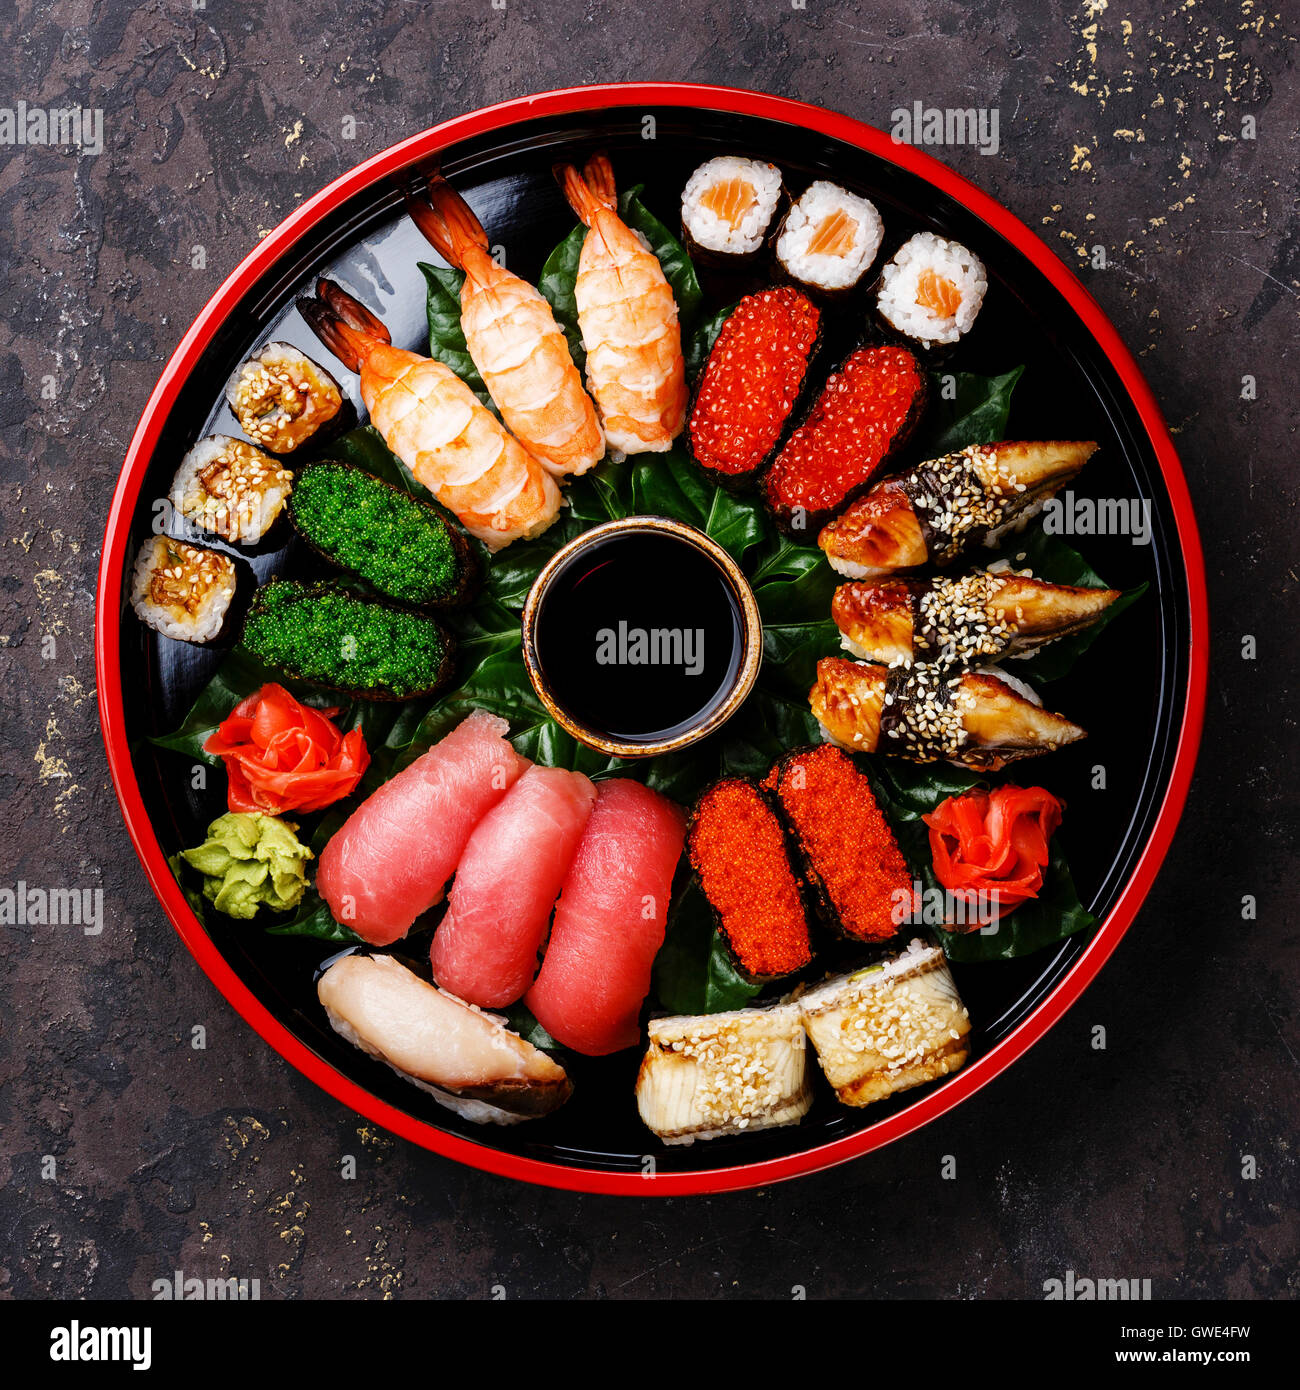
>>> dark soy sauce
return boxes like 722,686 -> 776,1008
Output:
535,530 -> 745,746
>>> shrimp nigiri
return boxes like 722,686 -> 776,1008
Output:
298,279 -> 560,551
555,154 -> 688,457
408,176 -> 605,478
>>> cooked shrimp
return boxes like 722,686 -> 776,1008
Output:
298,279 -> 560,551
555,154 -> 688,457
408,176 -> 604,478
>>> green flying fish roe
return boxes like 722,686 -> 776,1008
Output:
242,580 -> 453,700
289,460 -> 472,607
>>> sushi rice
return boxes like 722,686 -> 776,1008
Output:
170,435 -> 293,544
681,156 -> 783,257
776,181 -> 883,293
877,231 -> 987,346
129,535 -> 237,643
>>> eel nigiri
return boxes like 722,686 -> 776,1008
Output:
318,954 -> 571,1125
525,779 -> 686,1056
317,710 -> 528,944
818,440 -> 1099,578
811,656 -> 1085,770
430,766 -> 597,1008
832,571 -> 1121,668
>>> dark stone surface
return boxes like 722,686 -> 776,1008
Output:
1,0 -> 1296,1300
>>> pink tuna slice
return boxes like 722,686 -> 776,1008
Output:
317,710 -> 528,945
430,765 -> 598,1008
525,778 -> 686,1055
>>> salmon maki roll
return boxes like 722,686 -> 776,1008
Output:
317,710 -> 529,945
680,155 -> 785,265
430,766 -> 597,1009
525,779 -> 686,1056
774,181 -> 884,297
687,286 -> 820,488
770,745 -> 916,944
687,778 -> 813,980
762,344 -> 926,535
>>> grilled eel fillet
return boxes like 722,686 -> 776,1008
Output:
636,1001 -> 811,1144
832,571 -> 1121,667
811,656 -> 1085,770
818,439 -> 1099,578
797,943 -> 970,1107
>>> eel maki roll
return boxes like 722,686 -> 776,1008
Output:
876,232 -> 988,349
288,460 -> 478,609
241,579 -> 455,701
680,155 -> 784,265
129,536 -> 238,644
687,777 -> 814,981
798,940 -> 971,1108
768,744 -> 915,944
761,344 -> 926,534
636,1000 -> 812,1144
775,181 -> 883,297
687,286 -> 820,488
224,341 -> 346,454
170,435 -> 293,545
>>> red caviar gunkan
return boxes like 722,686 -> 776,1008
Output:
688,286 -> 820,484
763,344 -> 925,531
688,777 -> 814,979
772,744 -> 916,943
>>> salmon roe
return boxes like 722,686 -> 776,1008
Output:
764,344 -> 923,519
688,778 -> 813,978
775,745 -> 915,943
689,287 -> 820,478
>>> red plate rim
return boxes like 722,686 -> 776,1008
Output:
94,81 -> 1208,1196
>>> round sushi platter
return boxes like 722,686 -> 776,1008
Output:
96,84 -> 1207,1194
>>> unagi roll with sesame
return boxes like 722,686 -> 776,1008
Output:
811,656 -> 1086,770
832,571 -> 1121,668
768,745 -> 915,944
224,342 -> 346,454
687,286 -> 820,488
687,777 -> 814,981
170,435 -> 294,545
761,344 -> 926,534
818,439 -> 1098,579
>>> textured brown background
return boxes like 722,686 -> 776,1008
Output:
1,0 -> 1296,1299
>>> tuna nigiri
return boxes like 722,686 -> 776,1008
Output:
525,779 -> 686,1056
430,766 -> 597,1008
317,710 -> 528,945
318,954 -> 571,1124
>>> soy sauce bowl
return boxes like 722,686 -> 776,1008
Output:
521,516 -> 763,759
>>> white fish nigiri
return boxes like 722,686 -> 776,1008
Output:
318,954 -> 571,1125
